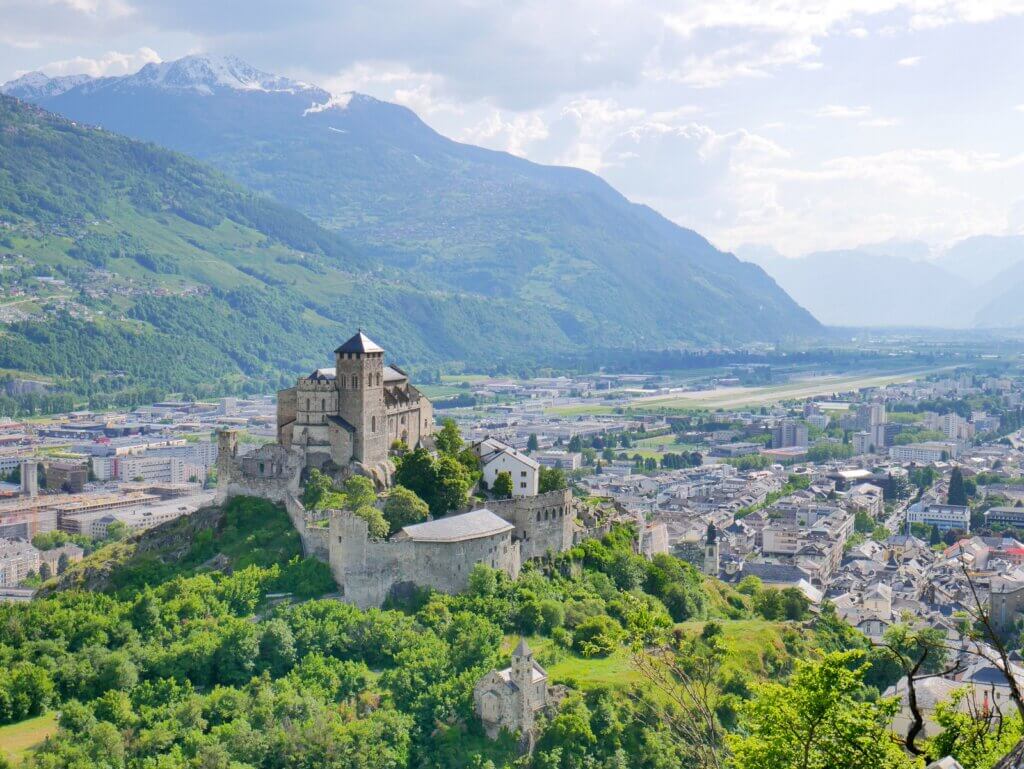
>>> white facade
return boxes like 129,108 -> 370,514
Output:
473,438 -> 540,497
0,538 -> 40,586
853,431 -> 872,454
907,503 -> 970,532
118,455 -> 205,484
889,442 -> 959,463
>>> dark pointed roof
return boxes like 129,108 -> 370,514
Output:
335,330 -> 384,354
513,637 -> 532,657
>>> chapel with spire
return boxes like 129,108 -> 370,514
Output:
473,637 -> 552,750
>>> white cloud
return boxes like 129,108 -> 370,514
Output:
815,104 -> 872,119
461,111 -> 549,157
36,46 -> 160,77
860,117 -> 902,127
1015,104 -> 1024,112
898,55 -> 923,66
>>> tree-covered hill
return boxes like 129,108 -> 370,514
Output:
10,56 -> 821,351
1,501 -> 987,769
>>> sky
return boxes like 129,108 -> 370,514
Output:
2,0 -> 1024,257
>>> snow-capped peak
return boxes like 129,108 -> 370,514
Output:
1,71 -> 94,99
125,54 -> 317,95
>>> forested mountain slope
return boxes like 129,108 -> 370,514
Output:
8,55 -> 820,350
0,95 -> 592,403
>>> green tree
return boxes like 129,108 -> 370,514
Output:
431,455 -> 471,515
539,465 -> 567,493
104,520 -> 129,542
382,485 -> 429,535
343,475 -> 377,510
527,433 -> 539,452
354,505 -> 389,539
492,471 -> 513,499
930,524 -> 941,546
302,468 -> 335,508
948,467 -> 968,507
573,615 -> 624,657
435,418 -> 463,456
930,690 -> 1023,769
467,563 -> 499,597
394,448 -> 469,516
729,651 -> 914,769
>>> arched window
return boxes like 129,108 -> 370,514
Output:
368,372 -> 374,387
321,398 -> 325,411
351,374 -> 357,389
306,398 -> 310,410
376,372 -> 381,386
371,416 -> 376,432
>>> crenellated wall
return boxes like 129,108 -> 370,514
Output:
481,489 -> 575,561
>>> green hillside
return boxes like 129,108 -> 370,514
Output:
0,510 -> 959,769
22,57 -> 820,351
0,95 -> 585,405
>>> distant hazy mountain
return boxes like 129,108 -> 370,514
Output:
740,234 -> 1024,329
935,235 -> 1024,286
3,55 -> 820,348
853,239 -> 933,262
746,249 -> 964,328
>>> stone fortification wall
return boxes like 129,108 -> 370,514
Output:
329,511 -> 414,608
482,489 -> 574,560
215,430 -> 328,560
328,509 -> 521,608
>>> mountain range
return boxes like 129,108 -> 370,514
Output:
738,236 -> 1024,329
0,55 -> 819,384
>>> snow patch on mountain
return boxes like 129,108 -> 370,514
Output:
1,71 -> 94,99
303,92 -> 354,115
114,54 -> 317,95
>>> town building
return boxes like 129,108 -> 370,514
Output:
0,538 -> 40,586
533,450 -> 582,471
889,442 -> 960,463
472,437 -> 540,497
772,420 -> 808,449
46,461 -> 88,493
985,507 -> 1024,528
907,502 -> 970,532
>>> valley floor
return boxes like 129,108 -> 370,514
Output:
630,367 -> 952,410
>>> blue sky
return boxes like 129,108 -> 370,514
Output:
2,0 -> 1023,256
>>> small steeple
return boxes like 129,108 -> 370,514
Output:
513,637 -> 532,659
706,522 -> 717,545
